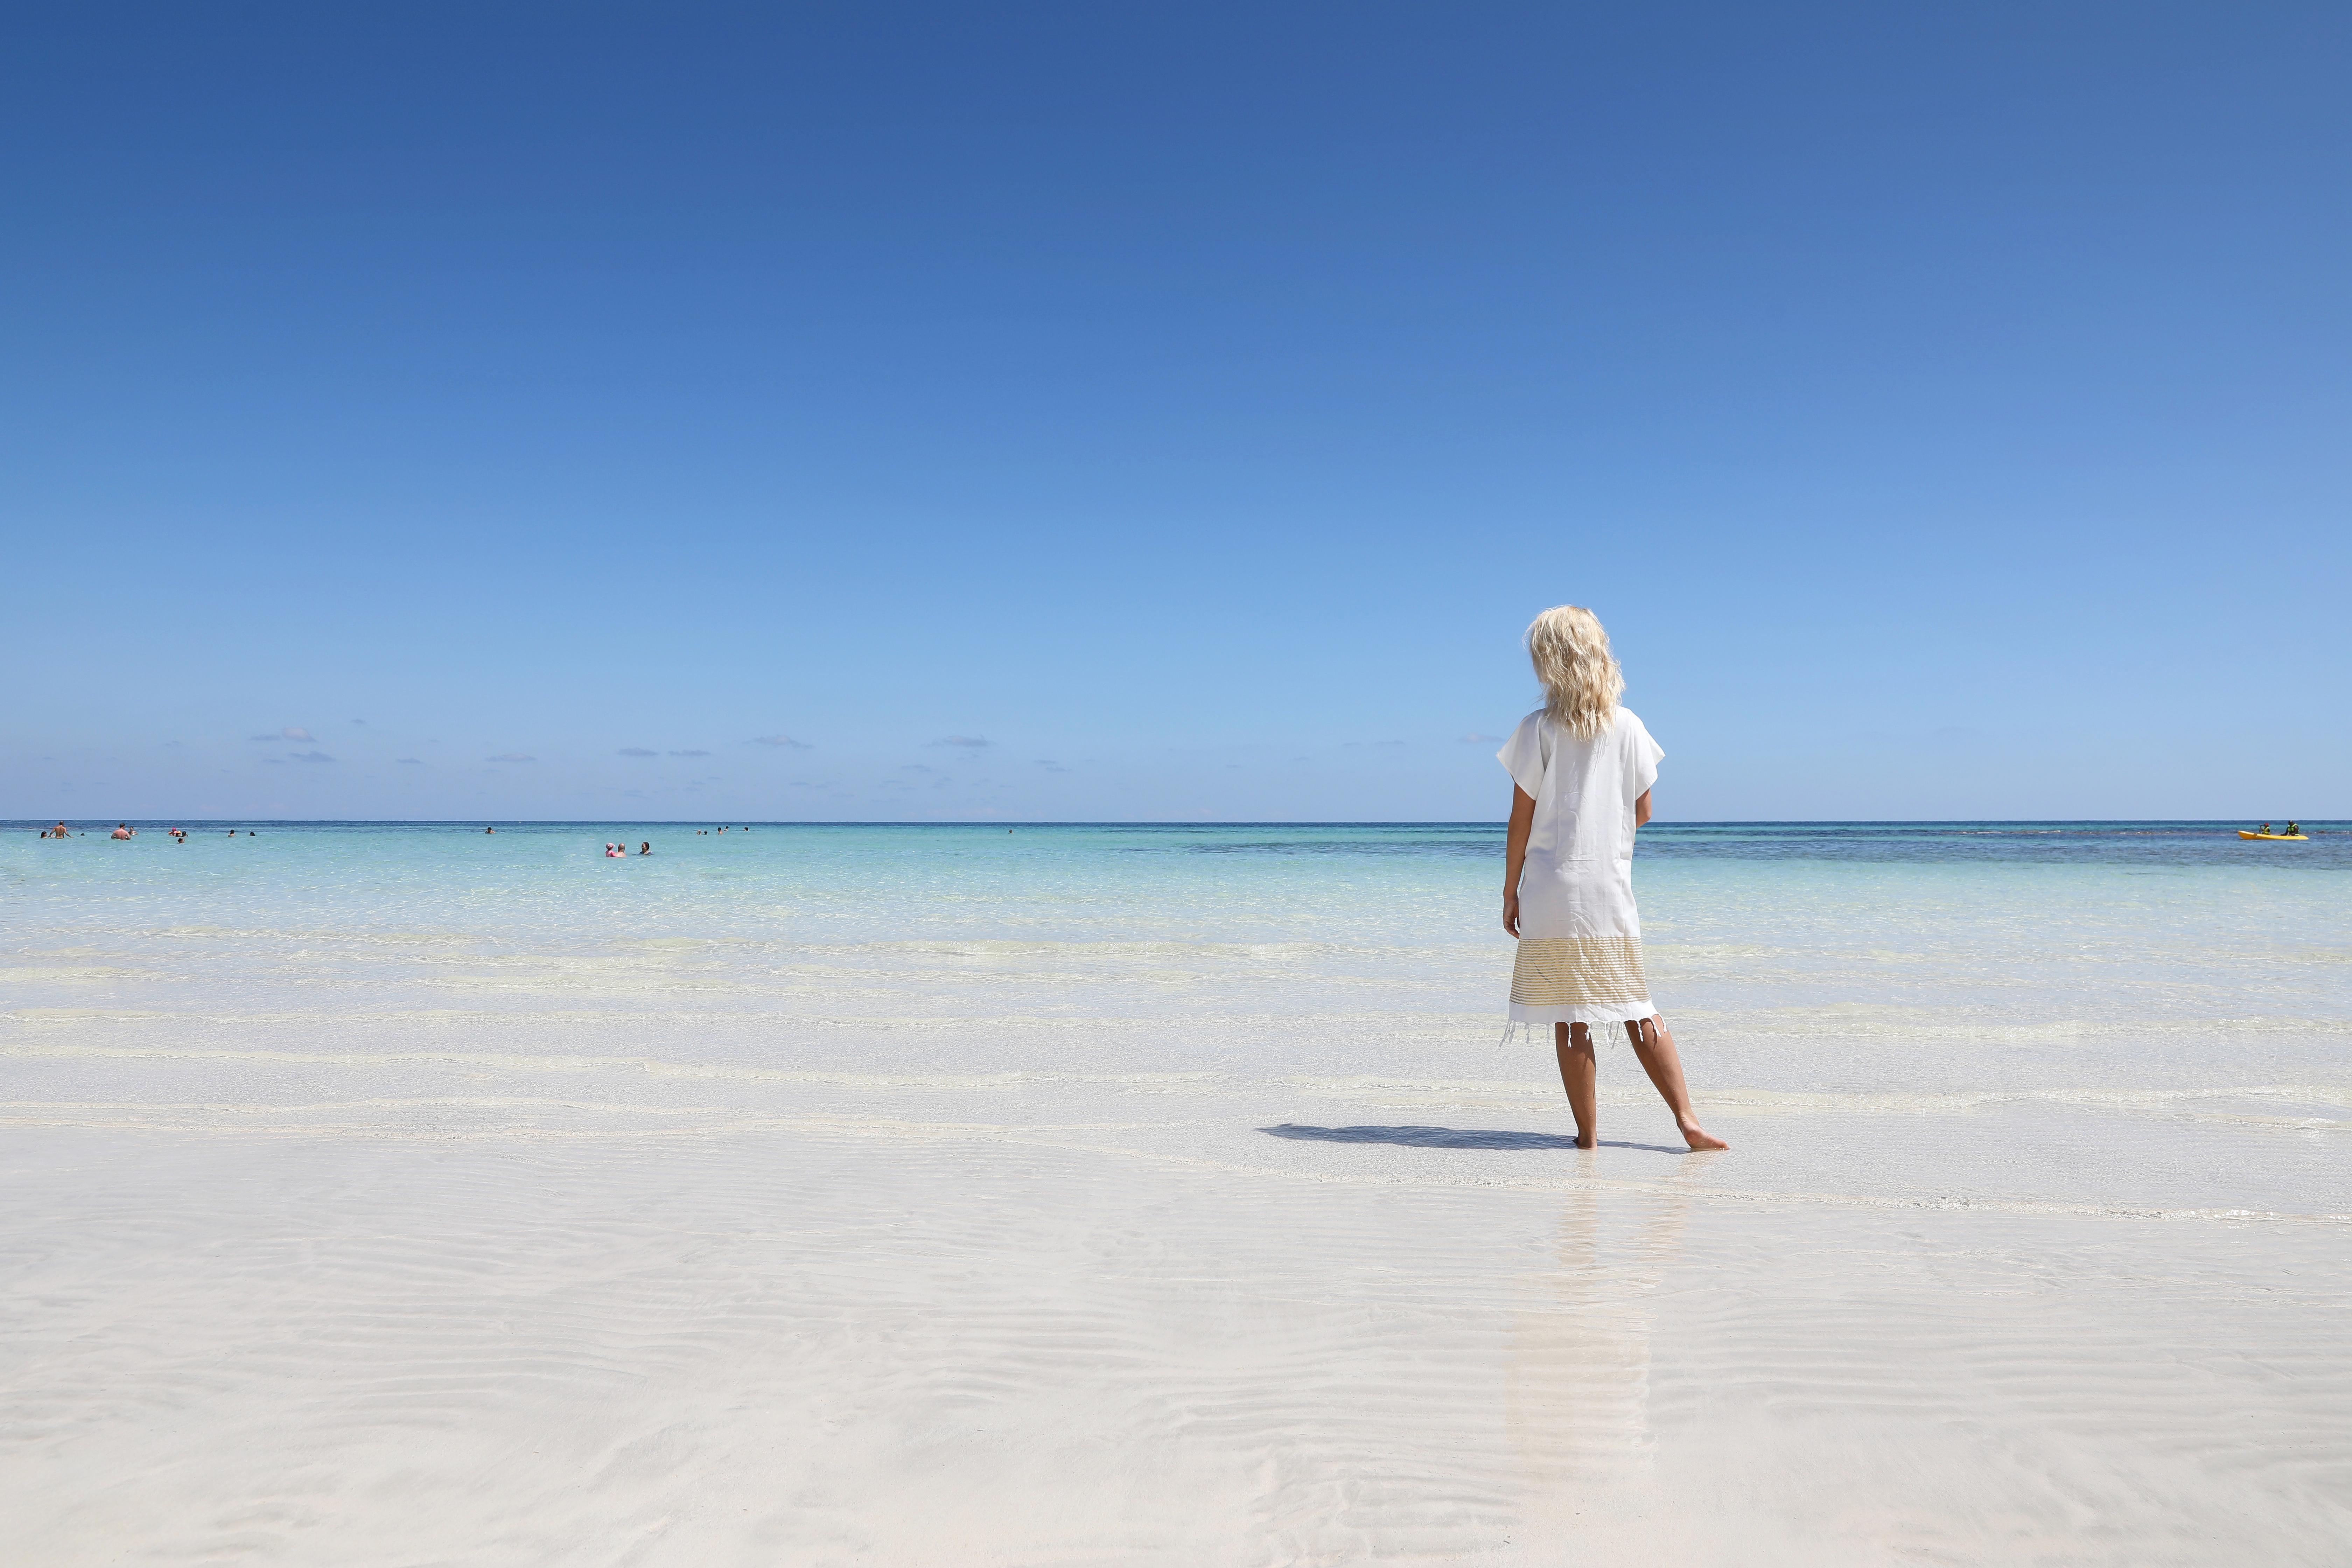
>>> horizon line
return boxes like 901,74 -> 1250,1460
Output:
11,818 -> 2334,829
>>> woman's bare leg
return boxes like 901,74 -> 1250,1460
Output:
1626,1016 -> 1728,1150
1554,1022 -> 1597,1148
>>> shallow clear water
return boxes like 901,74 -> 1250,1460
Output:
6,819 -> 2347,1216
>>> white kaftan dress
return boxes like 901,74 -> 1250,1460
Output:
1499,707 -> 1665,1028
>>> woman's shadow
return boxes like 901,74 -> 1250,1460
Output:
1259,1124 -> 1687,1155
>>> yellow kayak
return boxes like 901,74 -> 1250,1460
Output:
2239,831 -> 2309,841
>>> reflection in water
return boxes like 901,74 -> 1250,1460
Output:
1506,1160 -> 1709,1512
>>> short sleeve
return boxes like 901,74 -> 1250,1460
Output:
1626,711 -> 1664,797
1497,712 -> 1547,799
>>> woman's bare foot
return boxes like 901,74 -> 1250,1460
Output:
1574,1133 -> 1597,1150
1678,1120 -> 1728,1151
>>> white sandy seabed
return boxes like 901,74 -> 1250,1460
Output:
4,826 -> 2350,1564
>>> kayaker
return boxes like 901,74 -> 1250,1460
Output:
2258,823 -> 2272,834
2285,822 -> 2301,836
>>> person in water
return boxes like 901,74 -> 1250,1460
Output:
639,842 -> 651,855
112,823 -> 134,839
1500,604 -> 1726,1153
2286,822 -> 2301,836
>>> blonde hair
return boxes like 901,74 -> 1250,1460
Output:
1525,604 -> 1624,740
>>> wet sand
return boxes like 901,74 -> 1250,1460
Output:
6,1074 -> 2347,1564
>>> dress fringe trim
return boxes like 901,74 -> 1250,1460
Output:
1499,1015 -> 1659,1049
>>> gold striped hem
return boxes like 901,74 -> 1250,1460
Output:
1510,935 -> 1649,1008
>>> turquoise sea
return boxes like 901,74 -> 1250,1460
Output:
7,818 -> 2347,1216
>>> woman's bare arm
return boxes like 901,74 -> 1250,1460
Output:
1635,788 -> 1653,828
1503,785 -> 1535,936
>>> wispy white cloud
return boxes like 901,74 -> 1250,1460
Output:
1035,759 -> 1069,772
487,753 -> 535,763
668,749 -> 710,757
932,735 -> 990,748
396,758 -> 425,765
290,750 -> 335,763
1460,732 -> 1503,743
618,747 -> 658,757
748,734 -> 811,748
282,727 -> 315,742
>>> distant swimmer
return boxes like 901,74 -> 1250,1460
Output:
48,821 -> 68,839
112,824 -> 133,840
639,842 -> 651,855
485,826 -> 495,834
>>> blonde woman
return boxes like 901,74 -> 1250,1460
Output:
1500,605 -> 1726,1152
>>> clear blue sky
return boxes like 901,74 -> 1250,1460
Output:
6,2 -> 2345,821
